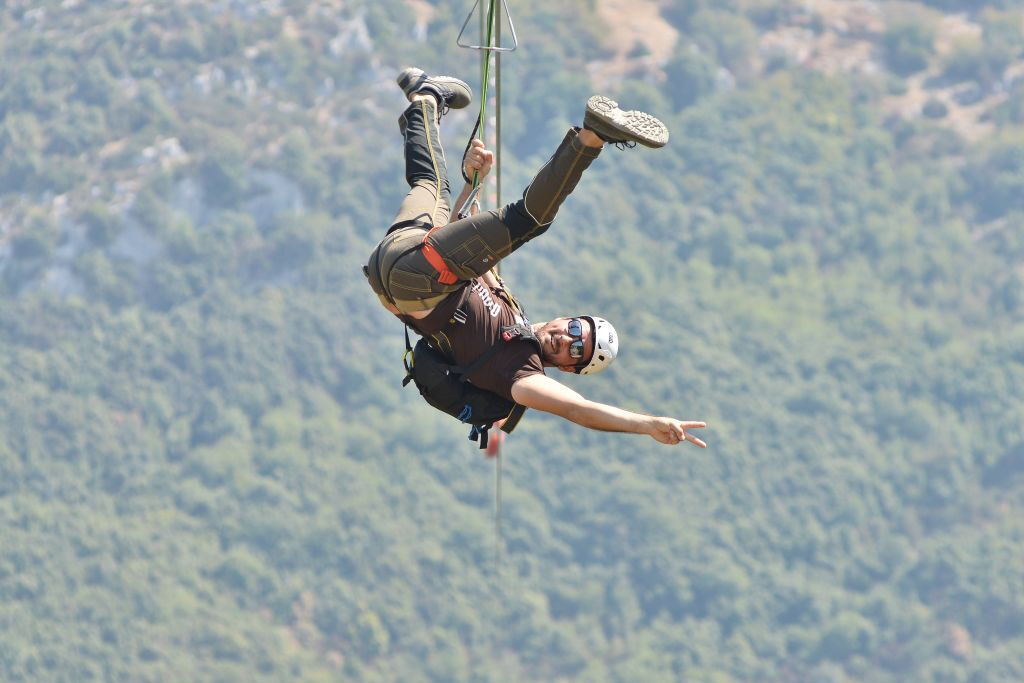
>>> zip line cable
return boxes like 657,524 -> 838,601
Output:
457,0 -> 517,571
488,4 -> 502,574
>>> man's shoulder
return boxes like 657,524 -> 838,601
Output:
469,338 -> 544,401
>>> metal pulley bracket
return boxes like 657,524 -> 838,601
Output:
456,0 -> 518,52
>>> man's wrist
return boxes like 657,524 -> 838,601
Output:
639,415 -> 656,435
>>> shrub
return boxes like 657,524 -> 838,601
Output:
665,48 -> 719,110
942,37 -> 995,84
922,98 -> 948,119
80,204 -> 122,246
883,21 -> 936,76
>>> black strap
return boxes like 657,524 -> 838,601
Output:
492,280 -> 526,318
469,423 -> 490,449
401,324 -> 415,387
460,112 -> 483,185
430,330 -> 455,359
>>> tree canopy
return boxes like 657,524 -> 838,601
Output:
1,0 -> 1024,680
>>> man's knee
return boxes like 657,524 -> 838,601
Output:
501,201 -> 549,243
410,177 -> 447,197
387,217 -> 430,235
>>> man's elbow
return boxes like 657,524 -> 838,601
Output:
512,377 -> 589,423
559,401 -> 595,428
515,395 -> 581,424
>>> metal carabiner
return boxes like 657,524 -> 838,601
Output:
455,184 -> 482,220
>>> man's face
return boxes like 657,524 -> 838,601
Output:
535,317 -> 594,373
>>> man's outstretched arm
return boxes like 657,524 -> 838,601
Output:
510,373 -> 707,447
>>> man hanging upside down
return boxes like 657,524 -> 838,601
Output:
364,68 -> 707,447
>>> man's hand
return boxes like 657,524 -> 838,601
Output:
647,417 -> 707,448
463,139 -> 494,181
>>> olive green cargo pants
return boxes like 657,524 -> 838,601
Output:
364,97 -> 601,313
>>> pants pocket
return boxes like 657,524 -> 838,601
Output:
449,236 -> 499,278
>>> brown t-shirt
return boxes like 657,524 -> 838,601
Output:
404,279 -> 544,401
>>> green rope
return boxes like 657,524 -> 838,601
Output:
470,0 -> 498,190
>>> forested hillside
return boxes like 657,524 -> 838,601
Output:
2,0 -> 1024,680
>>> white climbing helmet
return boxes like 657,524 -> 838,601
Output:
578,316 -> 618,375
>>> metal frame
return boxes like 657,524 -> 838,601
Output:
456,0 -> 518,52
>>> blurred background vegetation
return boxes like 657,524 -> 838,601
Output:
2,0 -> 1024,680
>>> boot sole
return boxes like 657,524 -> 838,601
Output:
397,68 -> 472,109
397,68 -> 428,95
585,95 -> 669,148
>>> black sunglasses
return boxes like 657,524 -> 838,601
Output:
567,318 -> 586,360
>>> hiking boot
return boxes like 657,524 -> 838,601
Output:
583,95 -> 669,148
397,67 -> 473,111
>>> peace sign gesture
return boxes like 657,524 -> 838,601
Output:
648,418 -> 708,447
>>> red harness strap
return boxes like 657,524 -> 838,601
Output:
420,226 -> 459,285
